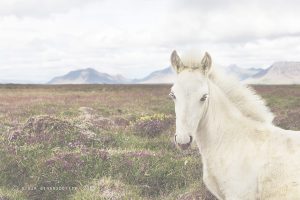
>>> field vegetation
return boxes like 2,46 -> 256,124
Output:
0,84 -> 299,200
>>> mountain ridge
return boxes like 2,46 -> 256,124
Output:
48,68 -> 130,84
47,62 -> 300,85
225,64 -> 263,80
244,62 -> 300,84
134,67 -> 175,84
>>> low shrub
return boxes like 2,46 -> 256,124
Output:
7,115 -> 90,148
132,114 -> 174,137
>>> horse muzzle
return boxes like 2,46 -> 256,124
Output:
174,135 -> 193,150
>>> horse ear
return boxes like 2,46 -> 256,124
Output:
201,52 -> 212,75
171,50 -> 185,73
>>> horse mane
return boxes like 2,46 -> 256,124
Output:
180,52 -> 274,124
208,67 -> 274,124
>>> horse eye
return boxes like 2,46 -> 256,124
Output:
200,94 -> 208,101
169,92 -> 176,100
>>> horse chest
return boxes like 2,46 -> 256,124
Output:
202,151 -> 261,199
202,162 -> 225,199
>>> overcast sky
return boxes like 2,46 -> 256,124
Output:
1,0 -> 300,82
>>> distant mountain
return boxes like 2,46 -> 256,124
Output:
47,62 -> 300,85
225,64 -> 263,80
134,67 -> 175,84
244,62 -> 300,84
134,65 -> 263,84
0,79 -> 38,84
48,68 -> 130,84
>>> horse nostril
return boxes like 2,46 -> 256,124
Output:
189,136 -> 193,143
174,135 -> 193,150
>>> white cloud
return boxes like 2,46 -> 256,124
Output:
0,0 -> 300,82
0,0 -> 99,17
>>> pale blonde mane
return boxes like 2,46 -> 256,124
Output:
180,53 -> 274,124
209,68 -> 274,123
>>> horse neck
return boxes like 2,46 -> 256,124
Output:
196,80 -> 246,154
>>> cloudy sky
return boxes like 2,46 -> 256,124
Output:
1,0 -> 300,82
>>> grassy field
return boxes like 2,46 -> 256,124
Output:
0,84 -> 299,200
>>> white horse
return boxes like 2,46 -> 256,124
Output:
170,50 -> 300,200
